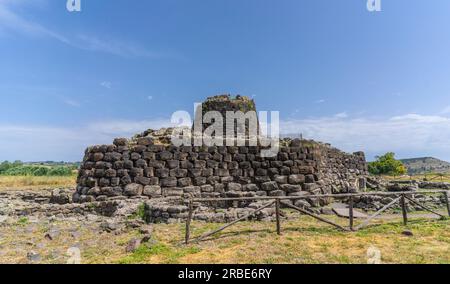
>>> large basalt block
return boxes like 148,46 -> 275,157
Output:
143,185 -> 162,198
124,183 -> 143,196
289,174 -> 305,185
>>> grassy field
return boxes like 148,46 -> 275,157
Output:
0,175 -> 76,189
118,215 -> 450,264
3,213 -> 448,264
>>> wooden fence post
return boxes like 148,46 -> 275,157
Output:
349,196 -> 354,231
444,191 -> 450,217
185,199 -> 193,245
275,199 -> 281,235
400,194 -> 408,226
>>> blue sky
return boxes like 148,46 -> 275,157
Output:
1,0 -> 450,162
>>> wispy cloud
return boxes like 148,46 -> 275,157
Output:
63,99 -> 81,107
0,1 -> 163,58
0,118 -> 174,161
87,119 -> 174,136
0,0 -> 70,44
77,35 -> 162,59
2,113 -> 450,161
281,113 -> 450,160
315,99 -> 325,104
334,112 -> 348,119
100,81 -> 112,89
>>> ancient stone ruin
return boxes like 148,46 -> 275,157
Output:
75,95 -> 368,223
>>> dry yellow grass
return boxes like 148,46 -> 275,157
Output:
0,175 -> 76,190
383,174 -> 450,183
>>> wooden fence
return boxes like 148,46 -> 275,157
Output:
184,190 -> 450,244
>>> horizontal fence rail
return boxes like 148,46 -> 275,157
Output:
184,190 -> 450,244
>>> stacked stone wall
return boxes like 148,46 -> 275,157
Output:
76,138 -> 368,205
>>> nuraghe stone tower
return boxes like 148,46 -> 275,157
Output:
76,95 -> 368,223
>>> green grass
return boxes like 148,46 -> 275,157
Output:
128,203 -> 146,221
118,242 -> 202,264
16,217 -> 29,226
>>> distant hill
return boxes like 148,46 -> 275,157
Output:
400,157 -> 450,175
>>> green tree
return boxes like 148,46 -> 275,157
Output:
368,152 -> 407,176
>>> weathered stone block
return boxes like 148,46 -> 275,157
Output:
164,187 -> 184,197
143,151 -> 156,160
137,137 -> 154,146
188,168 -> 202,177
183,186 -> 201,197
130,167 -> 144,177
255,168 -> 267,176
194,160 -> 207,169
305,174 -> 315,184
178,177 -> 192,187
93,152 -> 104,162
193,177 -> 207,186
274,175 -> 288,184
135,176 -> 151,185
135,159 -> 147,168
157,151 -> 173,160
113,138 -> 128,146
261,181 -> 278,191
289,174 -> 305,185
299,166 -> 314,174
215,168 -> 229,177
130,152 -> 141,161
161,177 -> 177,187
243,184 -> 259,191
280,184 -> 302,193
155,168 -> 169,178
143,185 -> 162,198
167,160 -> 180,169
170,168 -> 188,178
227,182 -> 242,191
201,185 -> 214,192
269,190 -> 286,196
124,183 -> 143,196
99,178 -> 110,187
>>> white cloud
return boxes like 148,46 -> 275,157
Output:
63,99 -> 81,107
0,119 -> 174,161
281,113 -> 450,160
390,114 -> 450,123
87,119 -> 174,136
315,99 -> 325,104
334,112 -> 348,119
100,81 -> 112,89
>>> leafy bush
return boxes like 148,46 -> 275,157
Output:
47,166 -> 73,176
3,165 -> 48,176
0,161 -> 75,177
0,161 -> 23,174
368,152 -> 407,176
